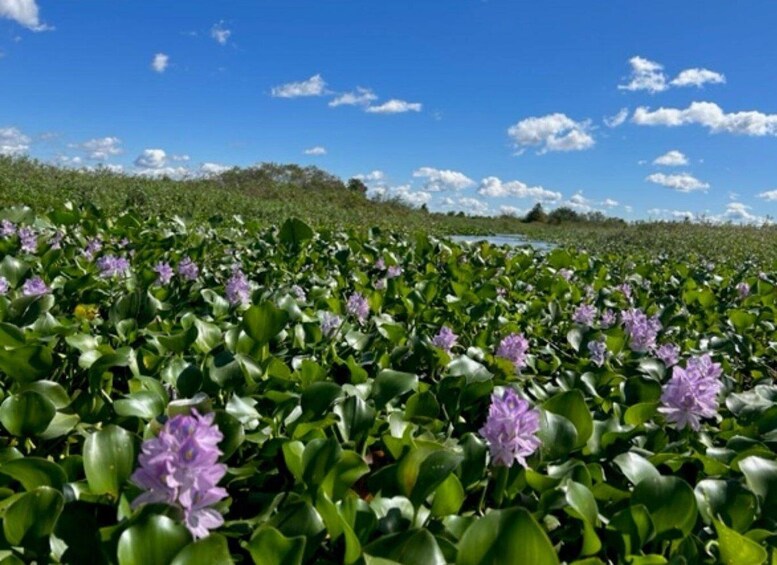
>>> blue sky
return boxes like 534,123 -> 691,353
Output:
2,1 -> 777,222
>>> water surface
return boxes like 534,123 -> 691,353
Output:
449,234 -> 556,251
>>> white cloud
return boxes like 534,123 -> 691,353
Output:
151,53 -> 169,73
653,150 -> 688,166
210,21 -> 231,45
602,198 -> 619,208
136,166 -> 189,179
565,192 -> 595,212
670,68 -> 726,88
757,189 -> 777,201
604,108 -> 629,128
458,197 -> 489,216
648,208 -> 695,221
134,148 -> 167,169
618,56 -> 668,93
413,167 -> 475,191
171,154 -> 190,162
392,184 -> 431,207
329,87 -> 377,108
499,205 -> 524,217
200,162 -> 231,175
646,172 -> 709,192
507,113 -> 594,154
355,170 -> 385,184
477,176 -> 562,201
271,74 -> 326,98
366,99 -> 422,114
80,137 -> 122,160
304,146 -> 327,156
0,0 -> 49,31
722,202 -> 757,221
633,101 -> 777,136
0,126 -> 30,155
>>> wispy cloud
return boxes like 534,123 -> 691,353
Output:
365,99 -> 422,114
646,172 -> 709,192
271,74 -> 326,98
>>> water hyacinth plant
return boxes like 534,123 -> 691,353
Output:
480,389 -> 541,468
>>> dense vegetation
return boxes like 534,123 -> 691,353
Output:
1,203 -> 776,564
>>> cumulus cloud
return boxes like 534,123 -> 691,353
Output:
413,167 -> 475,191
507,113 -> 594,154
80,137 -> 123,160
271,74 -> 326,98
604,108 -> 629,128
646,172 -> 709,192
366,99 -> 422,114
151,53 -> 169,73
648,208 -> 695,221
458,197 -> 489,216
633,101 -> 777,136
355,170 -> 386,184
619,56 -> 668,94
329,87 -> 377,108
499,205 -> 524,217
171,154 -> 190,162
392,184 -> 432,207
0,126 -> 30,155
210,21 -> 231,45
757,189 -> 777,201
304,146 -> 327,156
602,198 -> 619,208
477,176 -> 562,201
200,162 -> 231,176
136,166 -> 189,179
653,150 -> 688,166
670,68 -> 726,88
0,0 -> 50,31
134,148 -> 167,169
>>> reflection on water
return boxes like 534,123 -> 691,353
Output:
449,234 -> 556,251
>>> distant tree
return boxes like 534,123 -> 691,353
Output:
420,203 -> 429,213
524,203 -> 547,223
548,207 -> 580,224
346,178 -> 368,195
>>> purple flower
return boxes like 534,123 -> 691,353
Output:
117,237 -> 130,248
558,269 -> 573,281
154,262 -> 174,285
387,265 -> 403,279
497,287 -> 507,298
587,338 -> 608,367
600,309 -> 617,328
321,312 -> 342,337
97,255 -> 131,279
83,238 -> 103,260
177,257 -> 199,281
131,410 -> 228,540
291,285 -> 306,301
375,258 -> 386,270
346,292 -> 369,324
0,276 -> 8,295
659,354 -> 722,431
622,308 -> 661,352
374,278 -> 386,290
225,268 -> 251,306
572,304 -> 597,326
655,343 -> 680,367
431,326 -> 458,352
18,227 -> 37,254
479,389 -> 541,468
736,282 -> 750,299
618,283 -> 632,301
0,220 -> 16,238
496,333 -> 529,370
22,276 -> 49,297
50,231 -> 64,250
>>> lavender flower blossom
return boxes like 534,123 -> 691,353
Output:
321,312 -> 342,337
154,262 -> 174,285
291,285 -> 306,301
346,292 -> 369,324
83,238 -> 103,260
375,258 -> 386,270
600,309 -> 616,328
50,231 -> 64,250
0,276 -> 8,295
131,410 -> 228,540
659,354 -> 722,431
655,343 -> 680,367
0,220 -> 15,238
225,268 -> 251,306
572,304 -> 597,326
479,389 -> 541,468
496,333 -> 529,370
622,308 -> 662,352
18,227 -> 37,254
22,276 -> 49,297
587,338 -> 608,367
736,282 -> 750,299
618,283 -> 632,301
558,269 -> 573,280
177,257 -> 199,281
431,326 -> 458,352
374,278 -> 386,290
97,255 -> 131,279
387,265 -> 403,279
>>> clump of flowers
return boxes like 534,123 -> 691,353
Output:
659,354 -> 723,431
18,227 -> 37,254
496,333 -> 529,370
83,238 -> 103,260
600,309 -> 616,328
387,265 -> 403,279
572,304 -> 597,326
736,282 -> 750,299
346,292 -> 369,324
618,283 -> 632,301
22,276 -> 49,297
622,308 -> 661,352
0,220 -> 16,238
558,269 -> 573,281
291,285 -> 306,301
655,343 -> 680,367
374,278 -> 386,290
431,326 -> 457,352
131,410 -> 228,540
226,268 -> 251,306
587,338 -> 608,367
154,262 -> 174,285
375,258 -> 386,270
49,231 -> 64,250
97,255 -> 131,279
0,276 -> 8,295
177,257 -> 199,281
321,312 -> 342,337
479,388 -> 541,468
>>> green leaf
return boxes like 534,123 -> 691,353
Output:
739,456 -> 777,520
614,452 -> 661,485
0,255 -> 30,287
631,476 -> 698,538
301,382 -> 343,420
0,457 -> 67,491
371,369 -> 418,407
3,486 -> 64,546
171,534 -> 233,565
335,395 -> 376,443
245,527 -> 305,565
243,302 -> 289,345
0,390 -> 56,436
118,515 -> 191,565
83,425 -> 136,498
729,309 -> 757,332
713,518 -> 767,565
364,529 -> 446,565
457,507 -> 560,565
538,411 -> 577,460
608,504 -> 655,555
543,390 -> 593,448
279,218 -> 314,249
447,356 -> 493,384
410,450 -> 464,507
0,344 -> 53,383
695,479 -> 758,532
114,391 -> 165,420
431,473 -> 465,517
